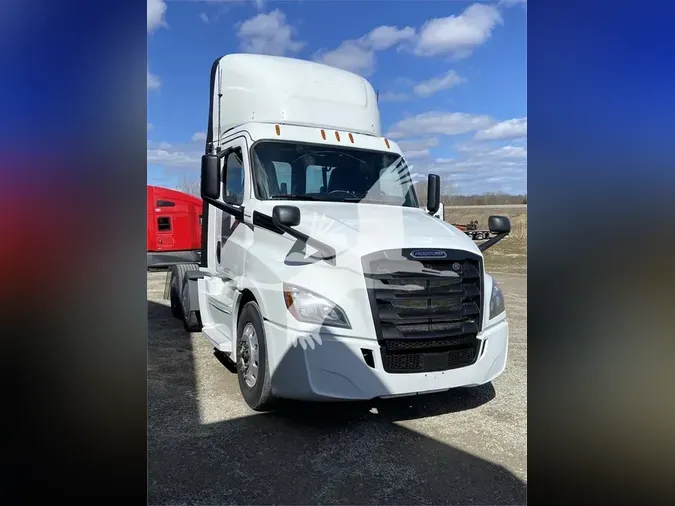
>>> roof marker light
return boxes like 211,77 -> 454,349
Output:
348,133 -> 354,143
384,138 -> 390,148
335,131 -> 340,142
320,129 -> 326,140
275,125 -> 281,136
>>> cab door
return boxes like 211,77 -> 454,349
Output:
206,135 -> 252,340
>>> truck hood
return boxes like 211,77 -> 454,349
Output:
255,201 -> 482,258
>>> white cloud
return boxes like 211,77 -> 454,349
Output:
453,140 -> 528,160
474,117 -> 527,140
199,12 -> 209,24
403,149 -> 432,160
317,41 -> 375,75
387,111 -> 494,139
397,137 -> 440,152
147,137 -> 206,171
236,9 -> 304,56
314,25 -> 415,76
148,149 -> 200,168
407,136 -> 527,194
378,91 -> 410,102
148,0 -> 167,33
411,154 -> 527,195
147,69 -> 160,90
315,4 -> 506,75
487,145 -> 527,159
414,3 -> 503,58
191,131 -> 207,142
378,70 -> 465,103
364,25 -> 416,51
413,70 -> 465,97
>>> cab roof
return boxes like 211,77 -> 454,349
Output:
206,54 -> 381,150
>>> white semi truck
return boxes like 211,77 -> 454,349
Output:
167,53 -> 512,411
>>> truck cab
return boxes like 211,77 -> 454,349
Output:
147,185 -> 202,268
168,54 -> 511,411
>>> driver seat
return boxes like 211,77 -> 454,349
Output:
327,164 -> 364,194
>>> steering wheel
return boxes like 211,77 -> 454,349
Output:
328,189 -> 359,198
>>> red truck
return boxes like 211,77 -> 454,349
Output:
147,185 -> 203,268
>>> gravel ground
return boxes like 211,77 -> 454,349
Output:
148,269 -> 527,505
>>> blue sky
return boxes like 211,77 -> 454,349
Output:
148,0 -> 527,195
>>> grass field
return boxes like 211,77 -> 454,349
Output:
445,207 -> 527,275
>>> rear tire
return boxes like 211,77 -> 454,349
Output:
236,301 -> 276,411
170,276 -> 181,319
169,263 -> 199,320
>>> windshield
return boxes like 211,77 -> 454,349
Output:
250,141 -> 419,208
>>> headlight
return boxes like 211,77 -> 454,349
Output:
489,281 -> 505,319
283,283 -> 351,328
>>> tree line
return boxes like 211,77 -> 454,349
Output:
413,181 -> 527,206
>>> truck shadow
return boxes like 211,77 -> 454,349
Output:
148,299 -> 525,505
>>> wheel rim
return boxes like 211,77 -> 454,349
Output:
239,323 -> 260,388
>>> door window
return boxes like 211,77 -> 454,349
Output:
224,149 -> 244,205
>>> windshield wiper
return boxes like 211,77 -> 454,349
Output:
270,194 -> 322,201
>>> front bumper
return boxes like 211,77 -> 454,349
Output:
264,319 -> 508,401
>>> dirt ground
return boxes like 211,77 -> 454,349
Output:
147,240 -> 527,505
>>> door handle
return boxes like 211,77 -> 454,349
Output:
216,241 -> 221,263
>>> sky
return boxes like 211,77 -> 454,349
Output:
147,0 -> 527,195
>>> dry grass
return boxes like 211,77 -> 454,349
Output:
444,207 -> 528,275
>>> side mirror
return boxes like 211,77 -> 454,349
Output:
273,205 -> 301,228
488,215 -> 511,234
201,154 -> 221,200
426,173 -> 440,215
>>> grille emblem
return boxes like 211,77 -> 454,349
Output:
410,249 -> 447,259
452,262 -> 461,271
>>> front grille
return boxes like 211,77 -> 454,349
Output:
362,249 -> 483,374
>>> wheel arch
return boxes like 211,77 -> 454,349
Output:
234,286 -> 265,338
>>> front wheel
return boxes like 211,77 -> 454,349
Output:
236,301 -> 276,411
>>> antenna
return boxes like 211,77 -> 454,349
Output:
376,89 -> 379,103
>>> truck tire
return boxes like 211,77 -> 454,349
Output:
236,301 -> 276,411
170,275 -> 182,319
475,232 -> 484,240
181,275 -> 202,332
169,263 -> 199,319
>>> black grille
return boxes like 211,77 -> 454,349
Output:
362,249 -> 483,374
